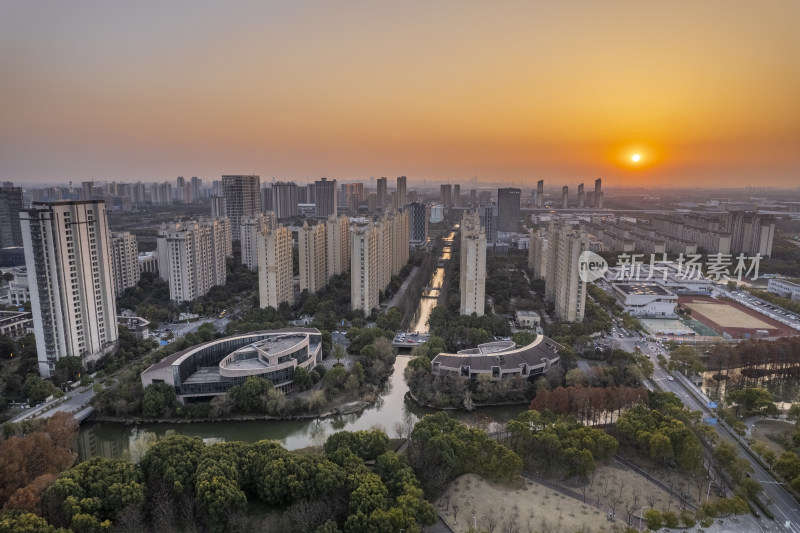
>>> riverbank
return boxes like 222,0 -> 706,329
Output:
88,399 -> 372,425
405,390 -> 530,411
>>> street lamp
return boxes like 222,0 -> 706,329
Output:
639,506 -> 647,532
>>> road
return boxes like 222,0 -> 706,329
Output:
9,385 -> 95,423
654,357 -> 800,533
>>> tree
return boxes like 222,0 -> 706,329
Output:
512,331 -> 534,347
23,375 -> 57,405
293,367 -> 312,391
141,382 -> 176,417
726,387 -> 776,417
54,356 -> 83,385
644,509 -> 662,531
787,403 -> 800,423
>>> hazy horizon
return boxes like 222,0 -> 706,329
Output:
2,1 -> 799,187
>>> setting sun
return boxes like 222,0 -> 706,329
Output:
632,154 -> 641,162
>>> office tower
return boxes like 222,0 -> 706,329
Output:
157,218 -> 230,303
377,177 -> 387,209
470,189 -> 477,208
542,222 -> 587,322
478,204 -> 499,244
272,182 -> 299,220
326,215 -> 351,278
397,176 -> 407,207
368,193 -> 377,213
561,186 -> 569,209
221,175 -> 260,239
240,213 -> 276,271
536,180 -> 544,208
453,184 -> 461,208
440,184 -> 452,208
497,187 -> 521,232
190,177 -> 203,203
314,178 -> 338,218
478,191 -> 492,206
594,178 -> 603,209
351,224 -> 378,315
298,222 -> 327,293
459,211 -> 486,317
258,225 -> 293,309
21,200 -> 118,377
261,185 -> 273,212
578,183 -> 585,208
110,232 -> 140,294
408,202 -> 430,245
0,185 -> 24,248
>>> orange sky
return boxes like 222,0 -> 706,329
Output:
1,1 -> 799,187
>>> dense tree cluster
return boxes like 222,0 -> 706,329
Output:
405,413 -> 523,497
529,385 -> 648,425
426,306 -> 511,353
0,413 -> 77,514
5,431 -> 436,533
616,401 -> 704,471
507,409 -> 618,479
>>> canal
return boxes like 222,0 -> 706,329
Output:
78,230 -> 525,460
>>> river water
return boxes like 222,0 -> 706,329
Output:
78,230 -> 524,461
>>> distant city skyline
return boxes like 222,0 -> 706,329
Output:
1,1 -> 799,187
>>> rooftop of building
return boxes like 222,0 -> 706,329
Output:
432,335 -> 562,371
613,283 -> 673,296
515,310 -> 541,318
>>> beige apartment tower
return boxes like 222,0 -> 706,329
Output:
110,231 -> 140,294
240,212 -> 276,271
459,210 -> 487,316
351,224 -> 379,315
326,215 -> 351,278
21,200 -> 119,377
298,222 -> 327,293
221,175 -> 260,239
258,225 -> 294,309
157,218 -> 230,304
543,222 -> 588,322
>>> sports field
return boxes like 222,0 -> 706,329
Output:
682,302 -> 775,329
678,296 -> 797,339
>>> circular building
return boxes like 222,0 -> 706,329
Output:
140,328 -> 322,402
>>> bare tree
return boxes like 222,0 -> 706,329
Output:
482,512 -> 499,533
113,504 -> 145,533
624,490 -> 640,526
452,502 -> 460,524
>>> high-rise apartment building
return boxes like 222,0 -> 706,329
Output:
21,200 -> 119,377
578,183 -> 585,208
190,177 -> 203,203
469,189 -> 477,208
440,184 -> 452,208
534,222 -> 587,322
396,176 -> 407,207
478,191 -> 492,206
325,215 -> 351,278
408,202 -> 430,245
0,185 -> 24,248
725,211 -> 776,257
497,187 -> 521,232
157,218 -> 230,303
528,228 -> 548,280
272,182 -> 299,220
459,210 -> 486,316
258,225 -> 293,309
453,184 -> 461,208
221,175 -> 260,240
110,231 -> 140,294
298,222 -> 327,293
351,225 -> 379,315
240,212 -> 276,271
561,186 -> 569,209
151,182 -> 173,206
350,210 -> 410,315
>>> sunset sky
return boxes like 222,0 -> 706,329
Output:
1,1 -> 799,188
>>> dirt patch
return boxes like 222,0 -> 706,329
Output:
678,296 -> 798,339
435,461 -> 707,533
752,419 -> 795,455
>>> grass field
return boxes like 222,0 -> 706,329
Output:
683,302 -> 775,329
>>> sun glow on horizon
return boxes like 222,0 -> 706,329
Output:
632,154 -> 641,162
